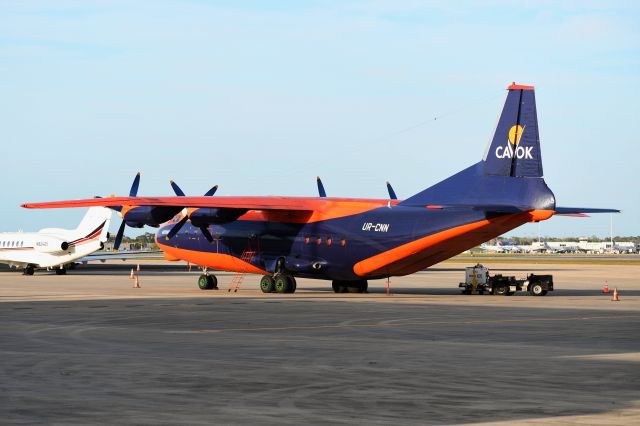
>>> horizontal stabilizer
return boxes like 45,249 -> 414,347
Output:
554,207 -> 620,215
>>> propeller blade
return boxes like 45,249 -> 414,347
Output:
165,215 -> 188,240
317,176 -> 327,197
129,172 -> 141,197
203,185 -> 218,197
170,180 -> 186,196
200,226 -> 214,242
114,221 -> 126,251
172,181 -> 217,197
386,181 -> 397,200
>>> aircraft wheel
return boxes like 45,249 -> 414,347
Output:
332,280 -> 346,293
346,280 -> 368,293
23,266 -> 35,276
288,276 -> 297,294
260,275 -> 275,293
198,274 -> 217,290
55,268 -> 66,275
274,274 -> 293,294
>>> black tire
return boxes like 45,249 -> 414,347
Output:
24,266 -> 35,276
55,268 -> 66,275
260,275 -> 275,293
346,280 -> 368,293
494,285 -> 508,296
529,283 -> 545,296
332,280 -> 346,293
274,274 -> 292,294
198,274 -> 215,290
206,274 -> 218,289
288,276 -> 297,294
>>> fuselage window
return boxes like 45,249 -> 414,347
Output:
326,238 -> 332,246
316,237 -> 322,245
340,239 -> 346,247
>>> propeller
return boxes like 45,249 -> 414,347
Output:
316,176 -> 327,197
165,181 -> 219,242
113,172 -> 141,250
386,181 -> 398,200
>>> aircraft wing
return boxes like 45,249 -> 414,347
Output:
78,250 -> 164,263
22,196 -> 323,211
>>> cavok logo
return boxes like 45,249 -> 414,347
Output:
495,124 -> 533,159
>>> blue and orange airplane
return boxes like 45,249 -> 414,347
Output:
22,83 -> 618,293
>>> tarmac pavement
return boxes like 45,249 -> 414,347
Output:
1,260 -> 639,425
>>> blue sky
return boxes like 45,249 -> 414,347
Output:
1,0 -> 638,237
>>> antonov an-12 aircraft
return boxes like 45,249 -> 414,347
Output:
0,207 -> 111,275
22,83 -> 618,291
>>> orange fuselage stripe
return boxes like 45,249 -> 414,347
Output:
353,210 -> 554,277
156,240 -> 267,275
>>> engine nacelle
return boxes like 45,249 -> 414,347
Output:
189,208 -> 248,226
124,206 -> 183,228
34,236 -> 70,253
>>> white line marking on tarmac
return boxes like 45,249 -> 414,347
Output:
165,314 -> 640,334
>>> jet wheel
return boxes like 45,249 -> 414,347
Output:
23,266 -> 35,276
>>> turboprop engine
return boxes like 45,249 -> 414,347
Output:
123,206 -> 183,228
189,208 -> 248,226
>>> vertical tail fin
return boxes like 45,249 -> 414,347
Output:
74,207 -> 112,242
482,83 -> 543,177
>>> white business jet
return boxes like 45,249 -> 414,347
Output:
0,207 -> 111,275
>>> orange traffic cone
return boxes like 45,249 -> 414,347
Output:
603,281 -> 610,294
133,276 -> 140,288
130,268 -> 135,279
136,264 -> 140,273
188,262 -> 192,272
611,287 -> 620,302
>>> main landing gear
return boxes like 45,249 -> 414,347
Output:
54,267 -> 67,275
198,272 -> 218,290
332,280 -> 368,293
260,274 -> 297,294
23,265 -> 35,276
